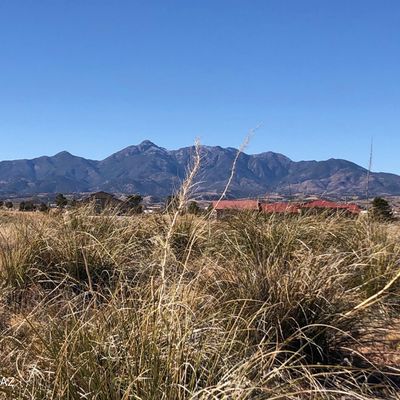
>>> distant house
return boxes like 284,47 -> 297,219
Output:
82,191 -> 123,213
342,203 -> 362,214
301,200 -> 361,215
211,199 -> 262,218
262,202 -> 301,214
210,198 -> 361,218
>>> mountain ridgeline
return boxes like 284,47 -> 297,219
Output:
1,140 -> 400,198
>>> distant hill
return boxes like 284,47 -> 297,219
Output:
1,140 -> 400,198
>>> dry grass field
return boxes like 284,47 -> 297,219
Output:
0,207 -> 400,399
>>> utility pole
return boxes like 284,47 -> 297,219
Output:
366,138 -> 373,202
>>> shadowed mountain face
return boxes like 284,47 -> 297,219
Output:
1,140 -> 399,198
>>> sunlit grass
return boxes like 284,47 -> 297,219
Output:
0,207 -> 399,399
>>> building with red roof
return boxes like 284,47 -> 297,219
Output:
302,200 -> 361,215
211,199 -> 261,217
262,202 -> 300,214
210,198 -> 361,218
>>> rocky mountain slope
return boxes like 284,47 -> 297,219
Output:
1,140 -> 399,198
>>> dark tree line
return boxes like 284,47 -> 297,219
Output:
19,201 -> 49,212
0,201 -> 13,209
371,197 -> 394,221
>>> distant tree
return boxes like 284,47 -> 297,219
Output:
0,200 -> 3,208
55,193 -> 68,209
371,197 -> 394,221
126,194 -> 143,214
25,201 -> 36,211
19,201 -> 36,212
187,201 -> 201,215
69,198 -> 78,208
38,202 -> 49,212
5,201 -> 13,209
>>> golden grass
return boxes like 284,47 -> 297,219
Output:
0,208 -> 399,399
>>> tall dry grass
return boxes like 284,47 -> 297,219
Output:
0,205 -> 399,399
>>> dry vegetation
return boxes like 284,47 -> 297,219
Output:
0,205 -> 399,400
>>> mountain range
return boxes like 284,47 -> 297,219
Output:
1,140 -> 399,199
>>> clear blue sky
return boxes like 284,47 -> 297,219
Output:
0,1 -> 399,173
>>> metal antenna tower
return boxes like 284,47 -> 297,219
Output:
366,138 -> 373,201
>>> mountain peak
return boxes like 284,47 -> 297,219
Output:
53,151 -> 73,158
138,140 -> 157,148
136,140 -> 165,153
105,140 -> 165,160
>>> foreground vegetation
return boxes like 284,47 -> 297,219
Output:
0,207 -> 399,399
